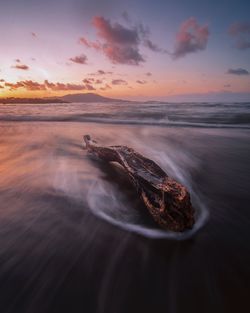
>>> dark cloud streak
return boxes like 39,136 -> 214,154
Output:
228,22 -> 250,50
229,22 -> 250,35
227,68 -> 249,75
144,39 -> 165,53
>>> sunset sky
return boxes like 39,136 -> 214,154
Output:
0,0 -> 250,101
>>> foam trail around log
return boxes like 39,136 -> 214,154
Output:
86,140 -> 209,240
87,180 -> 208,239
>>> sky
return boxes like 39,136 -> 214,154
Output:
0,0 -> 250,101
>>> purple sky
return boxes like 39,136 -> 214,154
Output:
0,0 -> 250,101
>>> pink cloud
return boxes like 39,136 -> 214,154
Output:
97,70 -> 106,75
79,37 -> 91,47
80,15 -> 166,64
100,84 -> 112,91
13,64 -> 29,70
69,54 -> 88,64
82,16 -> 145,65
173,18 -> 209,58
79,37 -> 102,50
112,79 -> 127,85
93,16 -> 139,45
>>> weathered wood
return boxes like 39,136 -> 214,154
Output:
83,135 -> 195,232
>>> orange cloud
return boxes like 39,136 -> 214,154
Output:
5,80 -> 46,91
4,80 -> 92,91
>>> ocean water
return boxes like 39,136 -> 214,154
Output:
1,101 -> 250,127
0,101 -> 250,313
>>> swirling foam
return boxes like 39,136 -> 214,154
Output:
86,178 -> 209,240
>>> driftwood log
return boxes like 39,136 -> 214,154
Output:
83,135 -> 195,232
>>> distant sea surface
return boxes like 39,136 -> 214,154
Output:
0,101 -> 250,313
1,101 -> 250,127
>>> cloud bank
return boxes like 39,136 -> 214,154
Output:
5,80 -> 94,91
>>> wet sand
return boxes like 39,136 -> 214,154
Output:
0,121 -> 250,312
